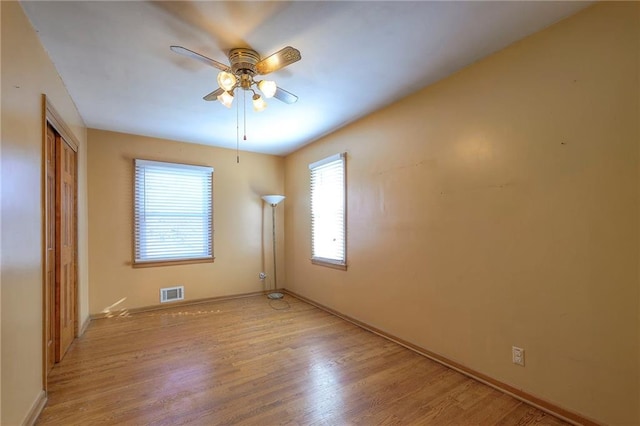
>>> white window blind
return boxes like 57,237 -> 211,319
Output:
309,153 -> 346,268
134,159 -> 213,264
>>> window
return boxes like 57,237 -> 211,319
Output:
134,159 -> 213,266
309,153 -> 346,269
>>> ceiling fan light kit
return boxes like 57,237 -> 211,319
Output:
170,44 -> 301,161
170,45 -> 301,111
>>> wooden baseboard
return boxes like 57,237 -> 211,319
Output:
90,290 -> 269,320
22,390 -> 47,426
284,289 -> 599,426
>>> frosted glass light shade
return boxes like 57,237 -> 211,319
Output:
217,90 -> 234,108
258,80 -> 277,98
262,195 -> 285,205
217,71 -> 237,91
253,94 -> 267,112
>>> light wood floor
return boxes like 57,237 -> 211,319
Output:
37,295 -> 568,425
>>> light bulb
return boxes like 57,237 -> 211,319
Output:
258,80 -> 277,98
217,71 -> 237,92
252,94 -> 267,112
217,90 -> 234,108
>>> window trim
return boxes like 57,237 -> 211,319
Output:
133,159 -> 214,268
309,152 -> 347,270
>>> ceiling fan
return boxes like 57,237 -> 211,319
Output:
170,45 -> 301,112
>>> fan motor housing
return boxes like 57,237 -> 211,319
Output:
229,48 -> 260,76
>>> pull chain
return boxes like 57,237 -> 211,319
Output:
235,89 -> 240,163
243,89 -> 247,142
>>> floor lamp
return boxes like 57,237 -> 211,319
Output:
262,195 -> 285,299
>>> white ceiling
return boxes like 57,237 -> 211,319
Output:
21,1 -> 592,156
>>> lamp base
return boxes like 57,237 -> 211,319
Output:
267,292 -> 284,300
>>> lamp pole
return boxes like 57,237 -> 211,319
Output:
261,195 -> 285,299
270,202 -> 280,298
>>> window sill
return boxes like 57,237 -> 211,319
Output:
133,257 -> 215,268
311,258 -> 347,271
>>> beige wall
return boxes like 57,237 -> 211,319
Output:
87,130 -> 285,315
1,1 -> 637,424
0,2 -> 89,425
284,3 -> 639,425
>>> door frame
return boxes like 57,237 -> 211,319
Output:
42,95 -> 80,390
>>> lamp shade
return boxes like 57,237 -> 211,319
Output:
258,80 -> 277,98
217,90 -> 234,108
262,195 -> 285,205
217,71 -> 237,92
252,94 -> 267,112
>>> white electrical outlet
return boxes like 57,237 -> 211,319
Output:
512,346 -> 525,366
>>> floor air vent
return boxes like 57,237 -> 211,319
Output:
160,286 -> 184,303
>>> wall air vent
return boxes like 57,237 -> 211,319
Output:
160,286 -> 184,303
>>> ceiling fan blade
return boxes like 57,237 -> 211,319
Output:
203,88 -> 225,101
273,87 -> 298,104
170,45 -> 230,72
256,46 -> 301,75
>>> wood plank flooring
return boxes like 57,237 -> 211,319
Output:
37,295 -> 568,425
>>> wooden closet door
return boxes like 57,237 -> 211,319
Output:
45,124 -> 56,374
55,134 -> 77,361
